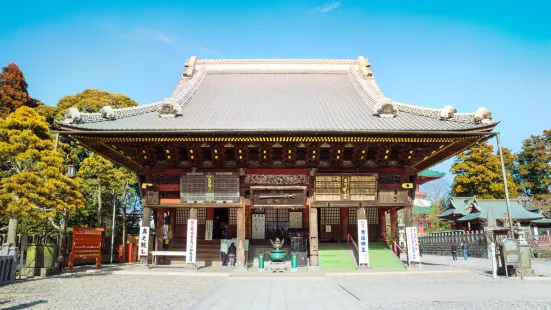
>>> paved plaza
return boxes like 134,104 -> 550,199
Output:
1,256 -> 551,309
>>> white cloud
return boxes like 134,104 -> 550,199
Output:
314,2 -> 342,13
157,34 -> 170,44
120,28 -> 171,45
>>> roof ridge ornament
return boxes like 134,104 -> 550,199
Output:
474,107 -> 492,124
157,98 -> 182,118
183,56 -> 197,78
357,56 -> 373,79
440,105 -> 457,119
63,107 -> 82,124
374,97 -> 398,118
100,106 -> 116,120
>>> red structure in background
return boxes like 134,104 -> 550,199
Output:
68,227 -> 104,271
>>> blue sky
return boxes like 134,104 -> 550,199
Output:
1,0 -> 550,185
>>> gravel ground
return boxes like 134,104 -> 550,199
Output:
0,273 -> 224,309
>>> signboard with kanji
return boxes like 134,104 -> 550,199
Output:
138,227 -> 150,257
315,174 -> 377,202
357,219 -> 369,266
406,226 -> 421,263
68,227 -> 104,271
180,172 -> 240,203
503,238 -> 519,267
205,220 -> 213,240
186,219 -> 198,265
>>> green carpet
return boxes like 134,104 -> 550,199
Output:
368,242 -> 405,269
318,244 -> 358,271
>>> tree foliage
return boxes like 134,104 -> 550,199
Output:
0,107 -> 84,220
423,180 -> 452,232
516,130 -> 551,197
0,63 -> 33,119
451,142 -> 519,199
55,89 -> 138,119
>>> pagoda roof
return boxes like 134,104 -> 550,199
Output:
58,57 -> 498,133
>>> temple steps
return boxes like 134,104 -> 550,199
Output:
318,243 -> 358,271
166,239 -> 223,263
368,242 -> 405,269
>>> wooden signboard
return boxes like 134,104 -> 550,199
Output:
314,174 -> 377,202
68,227 -> 104,271
250,186 -> 306,209
180,172 -> 240,203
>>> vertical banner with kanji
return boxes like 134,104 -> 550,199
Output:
406,226 -> 420,263
357,219 -> 369,266
186,219 -> 198,264
138,227 -> 150,257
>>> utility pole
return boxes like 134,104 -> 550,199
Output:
496,133 -> 514,232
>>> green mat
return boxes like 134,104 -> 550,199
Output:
318,244 -> 358,271
368,242 -> 405,269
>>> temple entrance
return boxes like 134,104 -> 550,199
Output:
213,208 -> 229,239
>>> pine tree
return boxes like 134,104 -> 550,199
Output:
0,63 -> 32,119
451,142 -> 519,199
516,130 -> 551,196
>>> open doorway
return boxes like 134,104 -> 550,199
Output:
213,208 -> 229,239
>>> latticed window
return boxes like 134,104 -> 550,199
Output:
176,208 -> 190,224
229,208 -> 238,225
348,208 -> 357,222
265,209 -> 278,222
252,208 -> 265,214
197,208 -> 207,224
321,208 -> 340,225
367,208 -> 379,224
277,208 -> 289,221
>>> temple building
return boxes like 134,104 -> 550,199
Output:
58,56 -> 497,268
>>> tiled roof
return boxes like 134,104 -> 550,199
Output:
456,199 -> 543,222
418,169 -> 446,178
58,57 -> 498,132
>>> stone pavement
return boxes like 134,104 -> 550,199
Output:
408,254 -> 551,276
189,278 -> 365,310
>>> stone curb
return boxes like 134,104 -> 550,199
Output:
326,270 -> 470,276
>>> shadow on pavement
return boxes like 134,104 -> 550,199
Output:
1,300 -> 47,309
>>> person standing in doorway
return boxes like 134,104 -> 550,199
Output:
214,216 -> 221,239
451,242 -> 457,261
220,239 -> 228,266
462,241 -> 469,260
228,242 -> 237,266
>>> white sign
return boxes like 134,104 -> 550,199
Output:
252,214 -> 265,239
326,225 -> 332,233
138,227 -> 150,257
357,219 -> 369,265
406,226 -> 421,263
205,220 -> 213,240
186,219 -> 198,264
290,212 -> 302,228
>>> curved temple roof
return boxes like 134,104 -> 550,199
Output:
59,56 -> 498,133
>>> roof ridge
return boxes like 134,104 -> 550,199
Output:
198,58 -> 358,65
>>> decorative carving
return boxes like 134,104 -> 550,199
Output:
184,56 -> 197,77
374,97 -> 398,118
145,186 -> 160,205
474,107 -> 492,124
202,161 -> 213,167
224,161 -> 236,167
157,98 -> 182,118
224,143 -> 234,148
357,56 -> 373,79
440,105 -> 456,119
245,174 -> 309,185
63,107 -> 81,124
309,168 -> 317,177
378,174 -> 402,184
388,160 -> 400,167
151,174 -> 180,184
191,167 -> 198,173
100,106 -> 115,120
239,168 -> 246,176
178,161 -> 191,167
364,160 -> 378,168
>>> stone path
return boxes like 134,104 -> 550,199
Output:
189,278 -> 365,310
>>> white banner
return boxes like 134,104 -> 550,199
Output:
138,227 -> 150,257
205,220 -> 213,240
252,214 -> 265,239
357,219 -> 369,265
406,226 -> 421,263
186,219 -> 198,264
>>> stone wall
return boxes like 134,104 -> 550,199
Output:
419,231 -> 491,258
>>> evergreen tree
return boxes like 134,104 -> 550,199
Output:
0,63 -> 32,119
516,130 -> 551,196
451,142 -> 519,199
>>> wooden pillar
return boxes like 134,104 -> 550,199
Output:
169,209 -> 175,239
378,208 -> 387,242
309,206 -> 319,267
140,207 -> 151,265
390,208 -> 398,254
206,208 -> 215,221
236,206 -> 246,266
340,207 -> 349,241
155,208 -> 165,251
